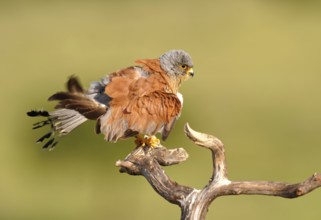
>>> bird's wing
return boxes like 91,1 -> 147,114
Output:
66,76 -> 85,93
126,90 -> 181,138
49,76 -> 107,120
99,62 -> 182,142
29,76 -> 107,149
161,92 -> 183,141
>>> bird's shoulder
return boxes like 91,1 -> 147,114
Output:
90,59 -> 180,109
105,60 -> 169,99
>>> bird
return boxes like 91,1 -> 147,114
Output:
27,50 -> 194,149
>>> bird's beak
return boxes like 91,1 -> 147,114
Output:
187,68 -> 194,77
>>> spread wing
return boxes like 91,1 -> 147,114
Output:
49,76 -> 107,120
125,91 -> 182,140
28,76 -> 108,149
48,92 -> 107,120
98,61 -> 182,142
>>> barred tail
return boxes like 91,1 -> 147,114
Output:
27,109 -> 88,149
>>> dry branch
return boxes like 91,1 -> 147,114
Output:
115,123 -> 321,220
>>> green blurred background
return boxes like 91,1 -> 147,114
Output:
1,0 -> 321,219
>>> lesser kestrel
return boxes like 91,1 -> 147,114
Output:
28,50 -> 194,149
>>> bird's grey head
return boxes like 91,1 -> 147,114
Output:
159,50 -> 194,78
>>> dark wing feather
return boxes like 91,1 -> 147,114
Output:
48,92 -> 83,101
49,92 -> 106,120
161,116 -> 178,141
88,78 -> 111,106
67,76 -> 84,93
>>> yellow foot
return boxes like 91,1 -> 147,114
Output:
145,135 -> 160,147
134,134 -> 160,148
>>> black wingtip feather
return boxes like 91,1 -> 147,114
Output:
50,141 -> 59,149
36,131 -> 53,143
42,138 -> 55,149
27,109 -> 60,150
27,110 -> 49,117
32,119 -> 52,129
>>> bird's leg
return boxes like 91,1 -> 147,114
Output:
135,134 -> 147,147
134,134 -> 160,148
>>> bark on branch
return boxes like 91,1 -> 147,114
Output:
115,123 -> 321,220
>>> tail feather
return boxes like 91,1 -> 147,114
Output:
27,109 -> 88,149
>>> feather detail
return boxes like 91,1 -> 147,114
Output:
135,59 -> 164,73
66,76 -> 84,93
88,77 -> 111,106
100,90 -> 181,142
49,91 -> 106,120
50,109 -> 88,134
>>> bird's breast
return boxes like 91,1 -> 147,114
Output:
176,92 -> 183,105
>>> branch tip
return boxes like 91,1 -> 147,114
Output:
184,123 -> 223,150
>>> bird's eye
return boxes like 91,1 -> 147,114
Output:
180,64 -> 187,69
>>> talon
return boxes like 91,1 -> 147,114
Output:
145,135 -> 160,148
134,135 -> 160,148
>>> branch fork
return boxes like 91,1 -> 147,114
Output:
116,123 -> 321,220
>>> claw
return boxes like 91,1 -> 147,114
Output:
145,135 -> 160,147
134,134 -> 160,148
